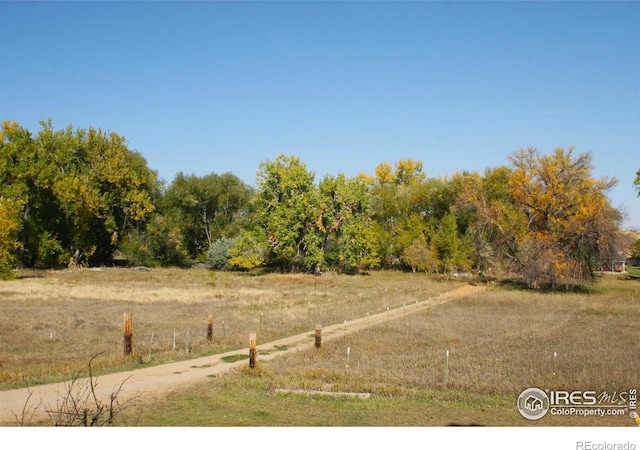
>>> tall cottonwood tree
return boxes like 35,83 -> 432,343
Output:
237,154 -> 322,271
369,159 -> 428,266
39,123 -> 158,265
0,120 -> 158,267
318,173 -> 379,272
454,167 -> 525,278
508,147 -> 622,288
0,120 -> 51,266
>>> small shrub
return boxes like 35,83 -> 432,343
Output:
206,237 -> 238,270
120,215 -> 187,267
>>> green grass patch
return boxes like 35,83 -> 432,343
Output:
221,354 -> 248,363
625,266 -> 640,279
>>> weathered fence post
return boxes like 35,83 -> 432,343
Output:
123,313 -> 133,356
315,324 -> 322,349
148,331 -> 155,362
249,333 -> 257,369
207,315 -> 213,342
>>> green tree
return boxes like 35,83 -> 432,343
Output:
369,163 -> 464,270
369,159 -> 425,266
0,120 -> 47,267
0,120 -> 159,268
251,154 -> 322,271
40,123 -> 158,265
318,174 -> 380,272
432,212 -> 471,274
631,239 -> 640,260
120,214 -> 187,267
48,125 -> 158,264
163,172 -> 252,259
394,158 -> 426,186
401,235 -> 439,273
0,196 -> 20,279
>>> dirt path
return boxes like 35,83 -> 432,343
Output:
0,284 -> 483,426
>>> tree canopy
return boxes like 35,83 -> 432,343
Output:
0,120 -> 158,268
0,120 -> 630,288
507,147 -> 621,287
163,171 -> 252,258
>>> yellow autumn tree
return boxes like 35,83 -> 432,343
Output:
453,167 -> 526,279
0,197 -> 20,279
508,147 -> 621,288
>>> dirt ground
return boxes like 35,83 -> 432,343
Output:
0,284 -> 482,426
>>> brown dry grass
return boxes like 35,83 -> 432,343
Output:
261,281 -> 640,397
132,273 -> 640,426
2,268 -> 639,426
0,267 -> 463,388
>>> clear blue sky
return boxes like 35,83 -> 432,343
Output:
1,1 -> 639,228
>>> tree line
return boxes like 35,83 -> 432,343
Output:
0,120 -> 634,288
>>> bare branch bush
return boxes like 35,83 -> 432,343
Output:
13,387 -> 43,426
18,353 -> 142,426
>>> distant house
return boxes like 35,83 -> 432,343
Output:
610,261 -> 626,273
602,241 -> 632,273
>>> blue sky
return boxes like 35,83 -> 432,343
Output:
1,1 -> 639,228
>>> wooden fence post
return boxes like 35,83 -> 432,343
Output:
207,315 -> 213,342
148,331 -> 154,362
123,313 -> 132,356
315,324 -> 322,349
249,333 -> 257,369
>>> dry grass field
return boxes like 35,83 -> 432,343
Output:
0,267 -> 462,389
137,274 -> 640,427
1,267 -> 639,426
